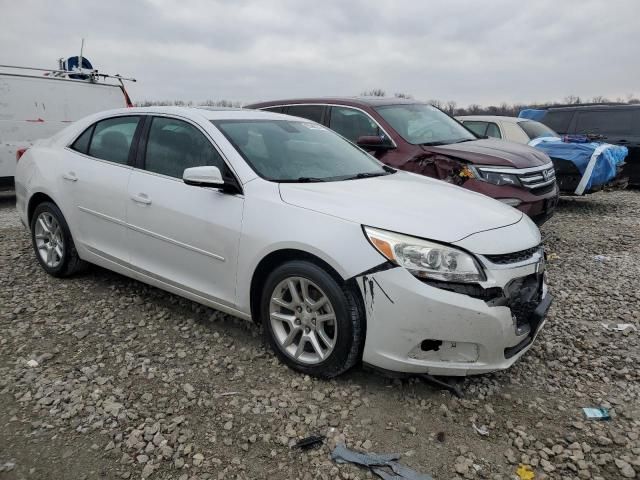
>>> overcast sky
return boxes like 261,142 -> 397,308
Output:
2,0 -> 638,106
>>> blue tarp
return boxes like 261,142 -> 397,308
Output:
519,109 -> 546,121
528,137 -> 628,194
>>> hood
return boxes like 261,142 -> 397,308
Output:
279,171 -> 523,244
425,139 -> 551,168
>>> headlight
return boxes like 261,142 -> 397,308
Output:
472,167 -> 521,187
363,227 -> 485,283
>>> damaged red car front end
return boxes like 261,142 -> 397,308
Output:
245,98 -> 559,224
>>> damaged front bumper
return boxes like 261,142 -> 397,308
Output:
356,254 -> 552,376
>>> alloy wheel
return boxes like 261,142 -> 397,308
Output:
34,212 -> 64,268
269,276 -> 337,364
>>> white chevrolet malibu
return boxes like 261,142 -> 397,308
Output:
15,107 -> 552,378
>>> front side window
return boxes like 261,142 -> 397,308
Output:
214,119 -> 389,182
144,117 -> 225,178
463,121 -> 488,137
518,120 -> 557,140
376,104 -> 476,145
88,116 -> 141,164
286,105 -> 325,123
329,106 -> 385,143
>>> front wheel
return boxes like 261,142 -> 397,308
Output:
261,260 -> 364,378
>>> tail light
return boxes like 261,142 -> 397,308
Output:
16,147 -> 28,162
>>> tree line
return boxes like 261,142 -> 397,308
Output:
136,91 -> 640,117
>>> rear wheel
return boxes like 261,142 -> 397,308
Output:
30,202 -> 85,277
261,260 -> 363,378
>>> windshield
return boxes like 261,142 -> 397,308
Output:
518,120 -> 558,140
375,104 -> 476,145
213,119 -> 390,182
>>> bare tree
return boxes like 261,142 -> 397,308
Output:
564,95 -> 582,104
445,100 -> 457,115
591,96 -> 609,104
394,92 -> 413,99
361,89 -> 386,97
427,99 -> 442,108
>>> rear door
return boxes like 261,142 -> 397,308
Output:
286,104 -> 327,124
63,115 -> 141,262
461,121 -> 488,137
126,115 -> 244,307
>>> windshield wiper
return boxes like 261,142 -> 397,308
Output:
342,171 -> 389,180
278,177 -> 327,183
420,141 -> 448,146
452,138 -> 476,144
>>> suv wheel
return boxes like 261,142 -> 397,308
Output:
261,260 -> 363,378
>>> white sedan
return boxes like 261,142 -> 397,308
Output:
457,115 -> 559,144
15,107 -> 552,377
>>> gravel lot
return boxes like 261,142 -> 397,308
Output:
1,190 -> 639,480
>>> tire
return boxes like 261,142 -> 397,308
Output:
260,260 -> 364,378
30,201 -> 86,277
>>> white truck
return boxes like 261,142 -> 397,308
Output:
0,59 -> 135,190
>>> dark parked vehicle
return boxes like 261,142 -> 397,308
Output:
534,104 -> 640,186
246,97 -> 559,224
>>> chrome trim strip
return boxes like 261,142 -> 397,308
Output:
475,163 -> 554,174
77,206 -> 225,261
126,222 -> 225,262
77,206 -> 126,226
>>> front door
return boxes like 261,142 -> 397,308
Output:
126,115 -> 244,307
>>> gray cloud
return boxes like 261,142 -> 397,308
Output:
2,0 -> 638,106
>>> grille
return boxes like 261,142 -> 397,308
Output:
517,165 -> 556,190
484,245 -> 541,265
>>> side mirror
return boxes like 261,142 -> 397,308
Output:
183,166 -> 224,187
356,135 -> 392,150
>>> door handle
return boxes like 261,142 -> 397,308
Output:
62,172 -> 78,182
131,193 -> 152,205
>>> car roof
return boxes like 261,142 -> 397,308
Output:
91,106 -> 295,121
545,103 -> 637,111
245,96 -> 421,109
457,115 -> 527,123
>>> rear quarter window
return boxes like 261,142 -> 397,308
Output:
70,125 -> 94,154
542,110 -> 574,133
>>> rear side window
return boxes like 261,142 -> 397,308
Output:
70,126 -> 94,154
542,110 -> 573,133
329,106 -> 385,143
518,120 -> 557,139
575,110 -> 633,135
485,122 -> 502,139
462,121 -> 487,136
261,106 -> 286,113
144,117 -> 225,179
88,116 -> 141,164
287,105 -> 325,123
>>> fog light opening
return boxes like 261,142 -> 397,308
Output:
420,339 -> 443,352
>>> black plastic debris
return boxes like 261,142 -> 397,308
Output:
419,374 -> 464,398
292,434 -> 325,450
331,443 -> 433,480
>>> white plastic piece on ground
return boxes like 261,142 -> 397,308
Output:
575,144 -> 612,195
600,322 -> 637,332
26,359 -> 39,367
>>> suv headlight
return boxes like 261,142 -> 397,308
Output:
471,167 -> 521,187
363,227 -> 485,283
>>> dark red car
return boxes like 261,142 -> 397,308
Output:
245,98 -> 559,224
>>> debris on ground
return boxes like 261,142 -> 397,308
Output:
601,322 -> 637,332
472,423 -> 489,436
515,464 -> 535,480
331,443 -> 433,480
582,407 -> 611,420
292,434 -> 325,450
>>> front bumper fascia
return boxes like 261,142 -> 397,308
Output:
356,260 -> 551,376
